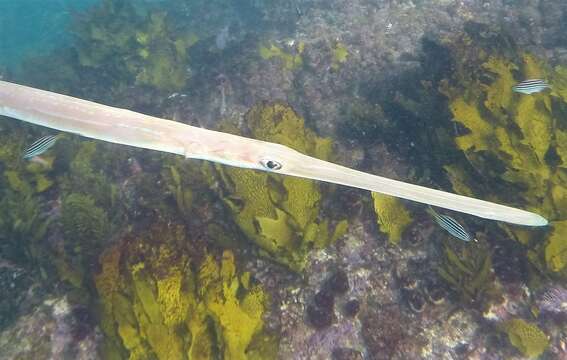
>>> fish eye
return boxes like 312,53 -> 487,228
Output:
260,158 -> 283,171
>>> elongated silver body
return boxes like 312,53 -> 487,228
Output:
0,80 -> 548,226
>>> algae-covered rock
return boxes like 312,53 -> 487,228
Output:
439,36 -> 567,276
0,128 -> 52,269
259,42 -> 304,71
371,193 -> 412,245
502,318 -> 549,358
331,42 -> 349,71
208,102 -> 347,271
61,193 -> 109,246
544,220 -> 567,272
57,193 -> 110,288
0,191 -> 49,267
442,50 -> 567,218
200,251 -> 267,360
437,240 -> 495,305
0,129 -> 55,195
94,222 -> 276,360
60,141 -> 114,209
74,0 -> 198,91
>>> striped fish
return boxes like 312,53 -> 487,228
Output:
512,79 -> 551,95
427,206 -> 475,242
23,134 -> 60,159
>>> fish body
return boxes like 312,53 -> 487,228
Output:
512,79 -> 551,95
23,134 -> 60,159
0,80 -> 549,226
294,1 -> 302,17
427,206 -> 475,242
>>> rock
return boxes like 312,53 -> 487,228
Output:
332,347 -> 363,360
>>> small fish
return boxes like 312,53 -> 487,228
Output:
294,1 -> 302,17
427,206 -> 475,242
512,79 -> 551,95
23,134 -> 60,159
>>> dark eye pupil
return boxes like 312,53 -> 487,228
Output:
262,159 -> 282,170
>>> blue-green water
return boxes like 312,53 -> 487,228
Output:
0,0 -> 97,69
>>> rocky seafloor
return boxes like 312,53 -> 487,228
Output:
2,0 -> 567,359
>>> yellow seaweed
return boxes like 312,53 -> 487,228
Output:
371,192 -> 412,245
94,223 -> 275,359
502,318 -> 549,358
258,43 -> 303,71
544,220 -> 567,272
442,49 -> 567,254
331,42 -> 349,70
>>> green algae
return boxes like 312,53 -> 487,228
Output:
0,126 -> 55,273
74,0 -> 198,91
61,193 -> 110,247
437,240 -> 496,306
437,33 -> 567,278
206,102 -> 347,271
259,42 -> 304,71
0,129 -> 56,196
0,192 -> 49,267
544,220 -> 567,272
502,318 -> 549,358
60,141 -> 114,209
441,52 -> 560,219
164,165 -> 194,217
371,193 -> 412,245
331,42 -> 349,70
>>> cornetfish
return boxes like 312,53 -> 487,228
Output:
0,80 -> 548,226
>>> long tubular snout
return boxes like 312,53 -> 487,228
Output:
279,152 -> 548,226
0,80 -> 548,226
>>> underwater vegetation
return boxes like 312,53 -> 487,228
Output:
61,193 -> 109,247
436,239 -> 495,306
371,193 -> 412,245
337,99 -> 392,146
0,127 -> 55,197
205,102 -> 347,271
436,33 -> 567,278
0,192 -> 48,269
58,140 -> 123,219
165,165 -> 194,217
95,222 -> 277,360
0,126 -> 54,267
501,318 -> 549,358
331,42 -> 349,71
73,0 -> 198,91
258,42 -> 305,71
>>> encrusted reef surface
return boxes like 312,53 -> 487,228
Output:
3,0 -> 567,359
